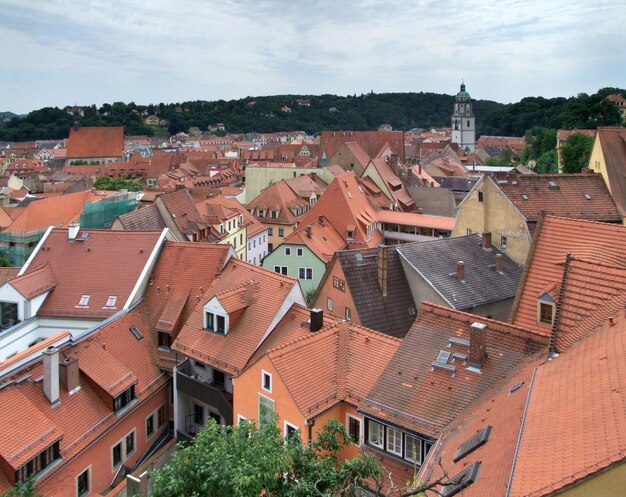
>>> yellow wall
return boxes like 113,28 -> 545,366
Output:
557,460 -> 626,497
265,223 -> 297,252
588,134 -> 610,194
453,178 -> 531,264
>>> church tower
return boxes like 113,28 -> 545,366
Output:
451,82 -> 476,153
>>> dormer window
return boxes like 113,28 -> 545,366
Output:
347,230 -> 354,240
537,293 -> 555,325
78,295 -> 90,306
270,210 -> 279,219
113,385 -> 136,412
205,312 -> 226,334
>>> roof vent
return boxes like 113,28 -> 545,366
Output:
509,381 -> 525,394
584,193 -> 592,200
548,180 -> 558,189
355,253 -> 364,265
521,194 -> 529,200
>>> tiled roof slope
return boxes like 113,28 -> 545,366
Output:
337,246 -> 415,338
397,235 -> 523,310
283,217 -> 346,263
8,264 -> 56,299
268,323 -> 401,418
0,267 -> 19,286
66,126 -> 124,159
367,158 -> 415,210
493,173 -> 621,224
298,171 -> 383,249
319,131 -> 405,164
246,180 -> 308,225
510,215 -> 626,334
421,357 -> 542,497
6,190 -> 97,233
24,229 -> 161,317
596,127 -> 626,214
114,204 -> 167,231
173,259 -> 301,375
360,303 -> 549,438
509,310 -> 626,497
283,173 -> 328,200
158,189 -> 207,235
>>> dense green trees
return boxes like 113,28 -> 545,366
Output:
94,175 -> 143,192
517,127 -> 558,173
561,132 -> 595,173
150,418 -> 381,497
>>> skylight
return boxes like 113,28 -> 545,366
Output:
509,381 -> 525,394
78,295 -> 90,306
440,462 -> 481,497
522,194 -> 529,200
106,296 -> 117,307
584,193 -> 592,200
130,326 -> 144,340
436,350 -> 451,364
453,426 -> 491,463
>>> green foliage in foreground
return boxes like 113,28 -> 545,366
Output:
561,132 -> 595,173
151,418 -> 381,497
0,478 -> 41,497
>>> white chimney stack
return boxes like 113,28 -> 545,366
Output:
43,346 -> 60,405
68,222 -> 80,241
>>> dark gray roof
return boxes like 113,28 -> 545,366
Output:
397,235 -> 523,310
433,176 -> 478,192
116,204 -> 167,231
338,246 -> 415,338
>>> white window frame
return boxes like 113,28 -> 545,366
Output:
284,420 -> 299,439
386,426 -> 402,456
298,267 -> 313,280
346,413 -> 364,446
296,247 -> 303,256
237,413 -> 248,425
262,370 -> 272,393
327,297 -> 333,311
284,247 -> 291,256
501,235 -> 508,248
368,420 -> 384,448
345,306 -> 352,321
258,393 -> 275,425
404,434 -> 422,464
105,296 -> 117,308
274,265 -> 288,275
78,295 -> 90,307
76,465 -> 91,497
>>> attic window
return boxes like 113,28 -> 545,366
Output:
129,326 -> 144,340
205,312 -> 226,334
347,230 -> 354,240
453,426 -> 491,463
509,381 -> 524,394
521,194 -> 529,201
106,296 -> 117,308
584,193 -> 592,200
537,293 -> 555,325
440,462 -> 481,497
78,295 -> 90,306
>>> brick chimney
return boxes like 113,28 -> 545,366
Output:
310,308 -> 323,332
469,322 -> 487,369
482,232 -> 492,249
377,244 -> 389,297
456,261 -> 465,281
43,346 -> 60,405
68,222 -> 80,241
495,253 -> 504,272
60,356 -> 80,393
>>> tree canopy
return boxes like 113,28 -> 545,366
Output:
560,132 -> 595,173
150,418 -> 381,497
94,175 -> 143,192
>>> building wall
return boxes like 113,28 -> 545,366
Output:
328,147 -> 368,177
264,222 -> 296,252
453,178 -> 531,264
587,135 -> 610,194
557,460 -> 626,497
247,230 -> 269,266
398,258 -> 448,312
36,384 -> 169,497
245,167 -> 336,203
261,245 -> 326,297
311,261 -> 360,324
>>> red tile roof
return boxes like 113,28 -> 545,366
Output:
23,228 -> 161,318
267,322 -> 401,418
376,210 -> 456,231
510,215 -> 626,337
172,259 -> 302,375
8,264 -> 56,299
66,126 -> 124,159
282,217 -> 346,263
158,189 -> 207,236
246,180 -> 308,226
76,341 -> 137,397
360,303 -> 549,438
320,131 -> 405,164
492,173 -> 621,224
367,158 -> 415,211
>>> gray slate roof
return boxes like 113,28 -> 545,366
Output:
116,204 -> 167,231
397,235 -> 523,310
337,246 -> 415,338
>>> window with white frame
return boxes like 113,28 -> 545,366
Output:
345,306 -> 352,321
347,414 -> 362,446
105,296 -> 117,307
78,295 -> 90,306
405,434 -> 422,464
279,228 -> 284,237
285,247 -> 291,256
368,420 -> 384,448
205,311 -> 226,334
258,394 -> 275,425
500,236 -> 508,248
296,248 -> 303,256
298,267 -> 313,280
386,426 -> 402,456
274,266 -> 288,275
327,297 -> 333,311
262,370 -> 272,392
270,210 -> 279,219
284,421 -> 298,440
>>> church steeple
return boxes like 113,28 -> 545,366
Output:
451,81 -> 476,153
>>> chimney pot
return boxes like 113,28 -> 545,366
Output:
42,346 -> 60,405
456,261 -> 465,281
482,232 -> 492,249
60,356 -> 80,393
310,308 -> 323,332
495,253 -> 504,272
469,322 -> 487,368
378,244 -> 389,297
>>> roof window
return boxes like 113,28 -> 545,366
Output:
509,381 -> 524,394
78,295 -> 90,306
440,462 -> 481,497
584,193 -> 592,200
130,326 -> 143,340
105,296 -> 117,307
521,194 -> 529,200
453,426 -> 491,463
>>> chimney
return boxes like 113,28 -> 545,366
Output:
68,222 -> 80,241
377,244 -> 389,297
59,356 -> 80,393
73,121 -> 80,132
305,226 -> 312,238
495,253 -> 504,272
417,207 -> 424,214
469,322 -> 487,369
456,261 -> 465,281
43,346 -> 60,405
310,308 -> 323,332
482,231 -> 492,249
318,215 -> 325,226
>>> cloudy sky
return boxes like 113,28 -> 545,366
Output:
0,0 -> 624,114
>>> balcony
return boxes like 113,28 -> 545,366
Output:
176,360 -> 233,425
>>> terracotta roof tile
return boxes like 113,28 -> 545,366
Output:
360,303 -> 549,437
66,126 -> 124,159
246,181 -> 308,225
8,264 -> 56,299
376,210 -> 456,230
492,173 -> 621,223
268,323 -> 401,418
283,217 -> 346,263
76,342 -> 137,397
115,204 -> 167,231
158,189 -> 207,235
320,131 -> 405,164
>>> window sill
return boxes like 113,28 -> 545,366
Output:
114,398 -> 138,418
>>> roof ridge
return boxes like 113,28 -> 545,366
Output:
267,323 -> 343,357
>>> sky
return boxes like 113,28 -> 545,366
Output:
1,0 -> 624,114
